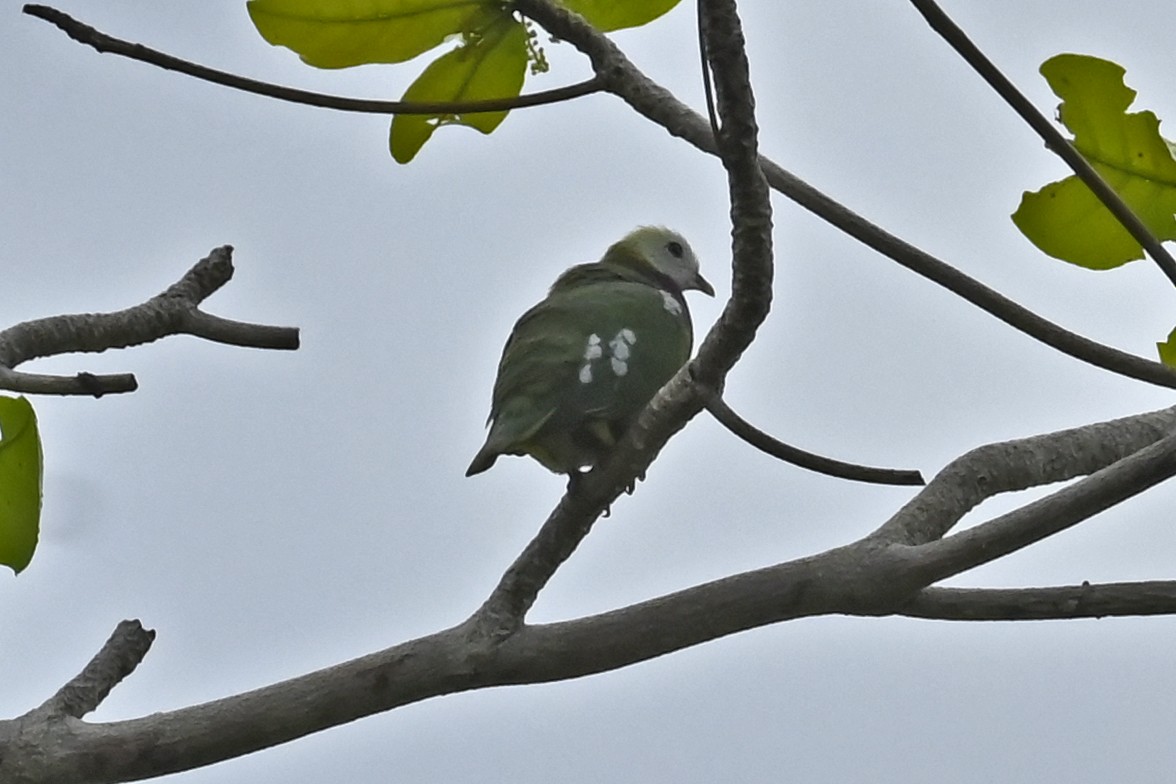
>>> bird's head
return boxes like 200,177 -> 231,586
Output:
618,226 -> 715,297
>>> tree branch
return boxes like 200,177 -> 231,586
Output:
30,620 -> 155,721
902,581 -> 1176,621
26,3 -> 1176,391
10,4 -> 1176,782
513,0 -> 1176,392
706,395 -> 925,485
912,429 -> 1176,582
909,0 -> 1176,287
21,5 -> 602,116
469,0 -> 777,641
689,0 -> 773,387
873,405 -> 1176,545
0,246 -> 299,396
9,404 -> 1176,780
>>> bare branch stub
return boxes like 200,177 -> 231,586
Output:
0,246 -> 299,396
31,620 -> 156,721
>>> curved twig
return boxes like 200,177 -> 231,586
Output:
909,0 -> 1176,288
21,4 -> 602,116
706,395 -> 925,485
0,246 -> 299,396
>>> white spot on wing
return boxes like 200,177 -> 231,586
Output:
606,328 -> 636,377
583,333 -> 603,360
661,290 -> 682,316
579,364 -> 593,384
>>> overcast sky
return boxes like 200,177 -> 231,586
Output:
5,2 -> 1176,782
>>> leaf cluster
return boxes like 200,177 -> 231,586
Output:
247,0 -> 680,161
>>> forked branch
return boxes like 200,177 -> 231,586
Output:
0,246 -> 299,396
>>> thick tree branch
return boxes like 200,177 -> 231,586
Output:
22,5 -> 602,116
0,246 -> 299,396
909,0 -> 1176,287
8,403 -> 1176,781
0,541 -> 920,783
903,581 -> 1176,621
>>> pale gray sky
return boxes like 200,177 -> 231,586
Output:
4,2 -> 1176,782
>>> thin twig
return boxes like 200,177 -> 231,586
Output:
903,581 -> 1176,620
696,0 -> 720,141
22,4 -> 602,116
0,246 -> 299,396
706,395 -> 925,485
0,367 -> 138,396
909,0 -> 1176,287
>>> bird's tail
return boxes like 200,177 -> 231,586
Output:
465,446 -> 498,476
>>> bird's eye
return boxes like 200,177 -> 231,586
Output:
667,241 -> 684,258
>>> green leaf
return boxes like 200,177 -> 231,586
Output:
0,397 -> 42,574
1158,326 -> 1176,367
247,0 -> 502,68
1012,54 -> 1176,269
562,0 -> 683,32
390,17 -> 527,163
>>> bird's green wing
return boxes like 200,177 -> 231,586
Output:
469,278 -> 693,475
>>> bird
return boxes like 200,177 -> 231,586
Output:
466,226 -> 714,482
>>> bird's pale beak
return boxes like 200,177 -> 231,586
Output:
692,273 -> 715,297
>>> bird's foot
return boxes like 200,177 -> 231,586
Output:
623,469 -> 646,495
